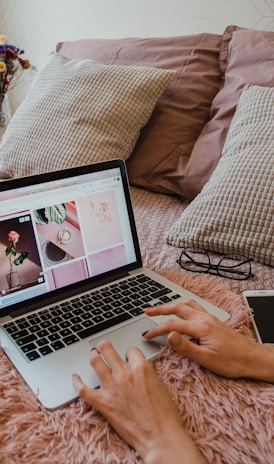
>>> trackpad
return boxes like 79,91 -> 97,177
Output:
88,317 -> 167,360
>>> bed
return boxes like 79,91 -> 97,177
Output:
0,25 -> 273,464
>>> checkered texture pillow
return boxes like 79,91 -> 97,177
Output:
0,53 -> 175,178
166,84 -> 274,266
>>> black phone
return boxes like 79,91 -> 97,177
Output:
243,290 -> 274,344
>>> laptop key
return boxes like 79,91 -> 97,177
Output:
72,323 -> 83,332
63,335 -> 79,346
77,312 -> 132,340
16,333 -> 37,346
59,320 -> 70,329
81,312 -> 93,320
21,342 -> 37,353
51,316 -> 63,324
129,307 -> 144,317
40,320 -> 52,329
12,328 -> 29,340
82,319 -> 94,328
71,316 -> 82,324
150,288 -> 172,299
39,345 -> 53,356
48,333 -> 60,342
60,328 -> 73,338
36,337 -> 49,347
18,320 -> 31,330
51,340 -> 65,350
48,325 -> 60,333
93,315 -> 104,324
28,324 -> 41,333
37,329 -> 49,338
4,324 -> 19,334
159,296 -> 172,303
113,307 -> 125,315
26,350 -> 41,361
62,312 -> 74,320
103,311 -> 115,319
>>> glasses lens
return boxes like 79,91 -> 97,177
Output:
178,247 -> 210,272
218,255 -> 252,280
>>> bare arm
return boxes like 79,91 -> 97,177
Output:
143,300 -> 274,383
73,340 -> 206,464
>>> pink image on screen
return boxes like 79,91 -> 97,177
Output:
46,259 -> 89,290
89,245 -> 127,276
78,191 -> 123,253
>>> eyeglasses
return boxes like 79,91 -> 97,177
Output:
177,247 -> 254,280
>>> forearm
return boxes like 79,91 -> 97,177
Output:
141,428 -> 207,464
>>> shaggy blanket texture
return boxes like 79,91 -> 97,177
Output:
1,269 -> 274,464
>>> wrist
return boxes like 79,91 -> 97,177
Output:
243,342 -> 274,383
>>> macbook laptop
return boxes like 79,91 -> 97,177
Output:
0,159 -> 229,409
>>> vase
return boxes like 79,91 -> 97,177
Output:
6,270 -> 21,290
0,93 -> 11,140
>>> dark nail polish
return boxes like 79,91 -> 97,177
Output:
142,330 -> 149,337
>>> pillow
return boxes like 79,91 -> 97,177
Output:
181,26 -> 274,200
0,53 -> 175,178
166,84 -> 274,267
57,34 -> 222,196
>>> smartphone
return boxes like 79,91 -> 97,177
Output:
243,290 -> 274,344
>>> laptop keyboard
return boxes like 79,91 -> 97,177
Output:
3,274 -> 181,362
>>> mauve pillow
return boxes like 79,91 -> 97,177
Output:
182,26 -> 274,200
57,34 -> 221,196
0,54 -> 174,178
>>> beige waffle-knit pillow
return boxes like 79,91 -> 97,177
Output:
166,84 -> 274,266
0,53 -> 175,178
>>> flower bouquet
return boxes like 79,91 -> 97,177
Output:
0,34 -> 31,127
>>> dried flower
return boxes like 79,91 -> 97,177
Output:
0,34 -> 31,100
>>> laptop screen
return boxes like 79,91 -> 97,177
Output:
0,160 -> 141,315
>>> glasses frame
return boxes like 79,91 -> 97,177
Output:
176,247 -> 254,281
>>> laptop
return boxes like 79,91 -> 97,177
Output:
0,159 -> 229,409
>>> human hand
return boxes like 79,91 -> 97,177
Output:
143,300 -> 272,381
72,340 -> 205,464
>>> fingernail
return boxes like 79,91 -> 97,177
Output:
142,330 -> 149,337
143,307 -> 151,313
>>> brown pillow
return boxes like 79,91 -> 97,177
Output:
182,26 -> 274,200
57,34 -> 222,196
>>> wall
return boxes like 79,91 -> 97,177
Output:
1,0 -> 274,111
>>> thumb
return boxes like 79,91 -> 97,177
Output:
168,331 -> 201,360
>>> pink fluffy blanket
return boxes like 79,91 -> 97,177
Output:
1,269 -> 274,463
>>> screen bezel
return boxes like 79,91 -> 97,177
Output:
0,159 -> 142,319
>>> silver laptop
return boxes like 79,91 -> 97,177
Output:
0,159 -> 229,409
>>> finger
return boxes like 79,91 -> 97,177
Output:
72,373 -> 99,406
125,345 -> 147,363
143,319 -> 187,339
144,299 -> 208,319
167,331 -> 209,364
142,315 -> 207,341
96,339 -> 125,371
88,346 -> 113,386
